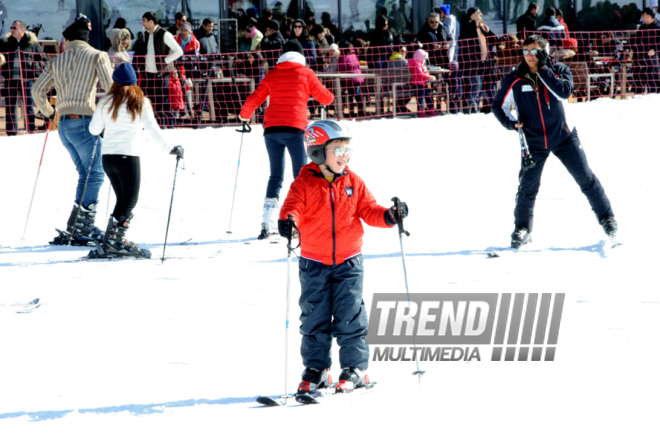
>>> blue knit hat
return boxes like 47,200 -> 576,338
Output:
440,4 -> 451,15
112,63 -> 138,86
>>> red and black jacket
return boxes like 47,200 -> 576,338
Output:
492,60 -> 574,151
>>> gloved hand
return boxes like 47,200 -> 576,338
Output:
385,201 -> 409,226
278,218 -> 294,239
170,145 -> 184,159
238,115 -> 251,123
47,112 -> 57,122
536,49 -> 551,69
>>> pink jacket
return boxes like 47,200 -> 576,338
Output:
338,50 -> 365,85
407,58 -> 431,86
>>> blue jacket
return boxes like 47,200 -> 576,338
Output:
492,60 -> 574,150
537,16 -> 567,42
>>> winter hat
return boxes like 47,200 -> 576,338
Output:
62,19 -> 90,42
439,5 -> 451,16
181,22 -> 192,32
112,62 -> 138,85
283,39 -> 304,56
414,48 -> 428,63
329,43 -> 339,51
266,19 -> 280,31
466,8 -> 478,19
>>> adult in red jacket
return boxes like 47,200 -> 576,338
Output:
239,39 -> 334,238
276,120 -> 407,395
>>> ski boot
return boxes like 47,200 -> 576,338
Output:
258,197 -> 279,240
50,202 -> 104,246
297,367 -> 332,396
600,216 -> 618,238
335,367 -> 370,393
91,215 -> 151,259
510,226 -> 531,249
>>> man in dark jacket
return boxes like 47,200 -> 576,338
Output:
261,19 -> 286,63
537,7 -> 567,44
0,20 -> 46,135
628,8 -> 660,93
194,18 -> 219,55
167,12 -> 186,36
516,3 -> 539,39
492,34 -> 617,248
416,12 -> 450,67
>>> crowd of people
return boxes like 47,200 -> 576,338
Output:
0,5 -> 659,134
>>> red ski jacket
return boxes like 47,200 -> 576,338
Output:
280,163 -> 393,265
239,52 -> 334,131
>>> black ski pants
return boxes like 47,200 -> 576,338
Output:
299,255 -> 369,371
514,131 -> 614,230
102,155 -> 141,222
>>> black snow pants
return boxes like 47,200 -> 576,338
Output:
102,155 -> 141,222
298,255 -> 369,371
514,130 -> 614,230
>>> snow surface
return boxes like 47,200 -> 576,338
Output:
1,95 -> 659,438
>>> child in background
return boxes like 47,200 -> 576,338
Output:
278,120 -> 408,396
408,48 -> 437,117
337,40 -> 366,118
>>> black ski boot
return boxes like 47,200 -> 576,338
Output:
600,216 -> 618,238
92,216 -> 151,259
50,202 -> 104,246
335,367 -> 370,393
511,226 -> 531,249
297,367 -> 332,395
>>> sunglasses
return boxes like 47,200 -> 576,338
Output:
429,21 -> 439,24
327,147 -> 353,158
10,27 -> 18,30
293,25 -> 303,29
523,49 -> 540,55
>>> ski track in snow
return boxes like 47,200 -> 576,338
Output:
1,95 -> 659,437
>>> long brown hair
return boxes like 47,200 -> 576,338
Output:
105,82 -> 146,123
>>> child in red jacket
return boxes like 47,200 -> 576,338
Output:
278,120 -> 408,395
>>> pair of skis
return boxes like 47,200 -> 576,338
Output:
257,382 -> 377,406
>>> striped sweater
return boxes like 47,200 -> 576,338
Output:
31,40 -> 113,118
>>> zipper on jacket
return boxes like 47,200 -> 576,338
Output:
525,75 -> 549,149
329,181 -> 336,266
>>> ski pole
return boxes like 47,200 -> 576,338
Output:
161,157 -> 181,263
21,120 -> 52,242
68,136 -> 100,245
104,184 -> 112,223
518,127 -> 536,183
282,215 -> 300,405
226,121 -> 251,235
391,196 -> 425,384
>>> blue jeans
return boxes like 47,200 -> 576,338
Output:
415,84 -> 433,112
58,118 -> 104,207
264,131 -> 307,200
465,75 -> 483,110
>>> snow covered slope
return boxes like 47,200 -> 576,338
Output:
1,95 -> 658,438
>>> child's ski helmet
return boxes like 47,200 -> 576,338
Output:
304,120 -> 352,165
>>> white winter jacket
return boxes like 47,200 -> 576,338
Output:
89,95 -> 170,156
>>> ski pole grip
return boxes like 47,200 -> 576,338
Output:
236,120 -> 252,133
391,197 -> 410,237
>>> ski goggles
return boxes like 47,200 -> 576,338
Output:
522,49 -> 540,56
327,146 -> 353,158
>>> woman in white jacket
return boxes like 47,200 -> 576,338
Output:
89,62 -> 184,258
